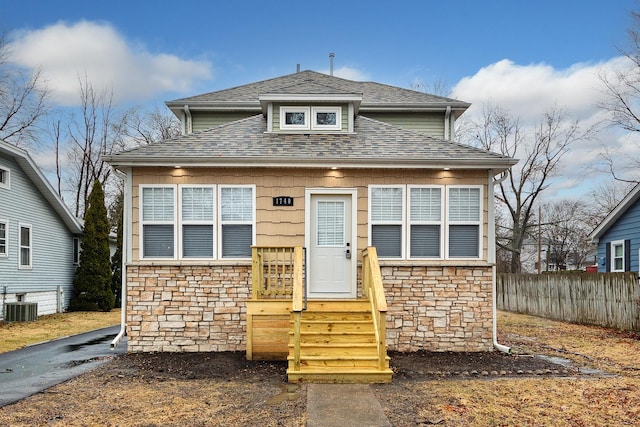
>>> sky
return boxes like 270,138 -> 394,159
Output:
3,0 -> 639,201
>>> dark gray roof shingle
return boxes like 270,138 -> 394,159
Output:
104,115 -> 515,171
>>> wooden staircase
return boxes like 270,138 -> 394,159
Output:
286,300 -> 392,383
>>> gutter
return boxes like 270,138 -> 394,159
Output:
444,106 -> 451,140
183,105 -> 192,135
489,170 -> 511,354
111,167 -> 129,349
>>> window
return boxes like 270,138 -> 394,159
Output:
0,221 -> 7,256
280,107 -> 309,130
611,240 -> 625,272
19,224 -> 32,269
369,186 -> 404,258
220,186 -> 254,258
447,187 -> 481,258
409,187 -> 442,258
279,106 -> 342,131
181,186 -> 215,258
0,166 -> 9,189
312,107 -> 341,130
73,237 -> 80,265
141,186 -> 176,258
369,185 -> 483,260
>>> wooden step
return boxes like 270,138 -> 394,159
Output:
287,366 -> 393,384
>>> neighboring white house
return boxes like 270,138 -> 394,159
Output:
0,140 -> 83,320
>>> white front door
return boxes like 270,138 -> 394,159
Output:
307,193 -> 356,298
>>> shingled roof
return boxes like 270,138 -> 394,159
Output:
166,70 -> 470,114
104,115 -> 515,172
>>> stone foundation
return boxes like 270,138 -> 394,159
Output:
125,263 -> 494,353
382,265 -> 494,352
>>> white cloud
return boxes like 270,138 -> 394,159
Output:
8,21 -> 212,106
451,58 -> 638,199
320,66 -> 370,81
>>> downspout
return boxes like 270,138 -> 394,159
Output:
111,167 -> 130,349
444,106 -> 451,140
489,171 -> 511,353
183,104 -> 192,135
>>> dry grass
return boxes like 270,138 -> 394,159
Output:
1,310 -> 639,426
0,310 -> 120,353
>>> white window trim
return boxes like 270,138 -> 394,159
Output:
611,240 -> 625,272
368,184 -> 484,260
139,184 -> 178,259
280,106 -> 310,130
0,220 -> 7,257
218,185 -> 256,260
407,185 -> 444,259
18,223 -> 32,269
445,185 -> 483,260
179,185 -> 216,259
0,166 -> 10,189
73,237 -> 80,265
311,106 -> 341,130
368,185 -> 406,259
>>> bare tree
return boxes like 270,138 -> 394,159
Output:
540,199 -> 595,271
123,106 -> 181,146
461,105 -> 589,273
598,9 -> 640,183
0,32 -> 49,146
409,78 -> 451,97
61,76 -> 128,217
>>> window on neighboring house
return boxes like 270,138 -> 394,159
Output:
181,186 -> 215,258
447,186 -> 481,258
409,186 -> 442,258
0,166 -> 9,189
19,223 -> 32,269
611,240 -> 625,272
369,186 -> 404,258
141,186 -> 176,258
0,221 -> 7,256
220,186 -> 254,258
73,237 -> 80,265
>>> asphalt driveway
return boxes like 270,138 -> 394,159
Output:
0,325 -> 126,407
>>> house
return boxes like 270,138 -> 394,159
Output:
104,70 -> 517,382
590,182 -> 640,273
0,140 -> 83,320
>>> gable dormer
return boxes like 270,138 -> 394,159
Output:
259,82 -> 362,134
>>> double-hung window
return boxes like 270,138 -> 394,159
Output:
141,186 -> 176,258
447,186 -> 482,258
369,186 -> 404,258
0,166 -> 9,189
220,186 -> 254,258
181,186 -> 215,258
409,186 -> 443,258
369,184 -> 482,260
19,223 -> 32,268
611,240 -> 625,272
0,221 -> 7,256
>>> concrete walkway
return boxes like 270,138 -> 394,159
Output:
306,384 -> 391,427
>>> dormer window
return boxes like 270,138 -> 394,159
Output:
281,107 -> 309,130
279,106 -> 342,131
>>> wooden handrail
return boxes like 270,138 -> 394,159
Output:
362,247 -> 388,370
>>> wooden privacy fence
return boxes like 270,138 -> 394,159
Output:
497,272 -> 640,331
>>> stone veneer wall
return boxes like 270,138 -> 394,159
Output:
126,264 -> 250,352
382,265 -> 494,352
125,264 -> 494,353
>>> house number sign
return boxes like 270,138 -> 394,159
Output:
273,196 -> 294,207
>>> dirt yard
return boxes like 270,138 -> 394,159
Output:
0,311 -> 639,426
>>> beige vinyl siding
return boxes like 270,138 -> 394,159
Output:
130,167 -> 489,261
272,103 -> 349,133
362,112 -> 445,138
191,111 -> 257,132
